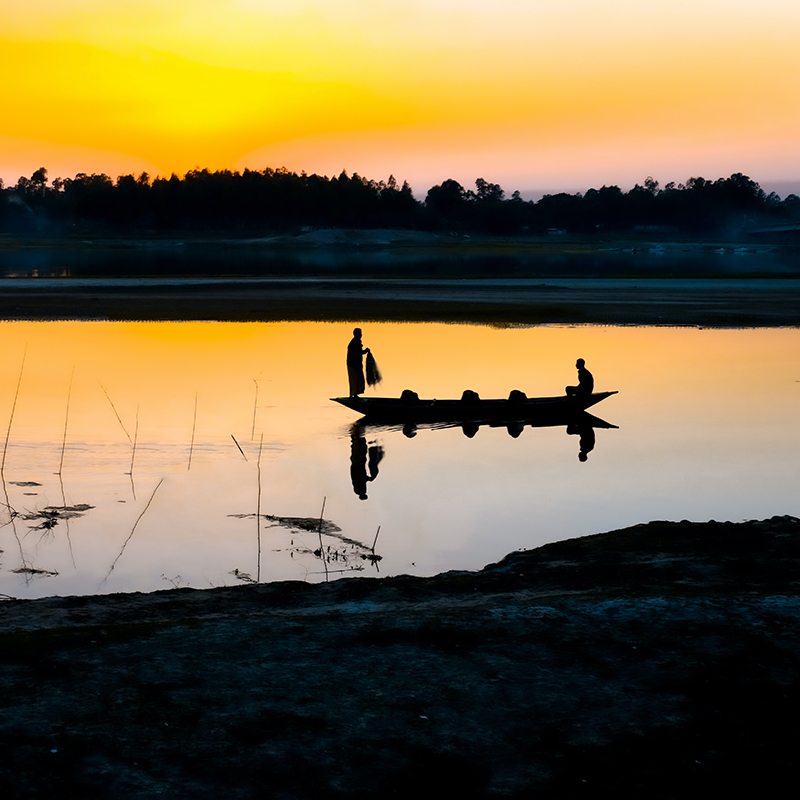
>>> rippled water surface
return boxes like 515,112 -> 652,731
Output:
0,321 -> 797,598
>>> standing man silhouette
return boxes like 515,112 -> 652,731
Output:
347,328 -> 370,397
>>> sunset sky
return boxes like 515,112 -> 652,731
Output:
2,1 -> 799,197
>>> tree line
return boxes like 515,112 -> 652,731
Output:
1,166 -> 798,237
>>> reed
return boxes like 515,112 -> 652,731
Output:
251,379 -> 259,440
317,496 -> 329,581
0,491 -> 28,576
126,405 -> 139,475
99,382 -> 132,442
56,372 -> 77,567
0,347 -> 30,574
101,477 -> 164,586
57,472 -> 77,570
256,432 -> 264,582
2,346 -> 27,476
371,525 -> 381,554
188,393 -> 198,471
56,367 -> 75,477
231,434 -> 248,461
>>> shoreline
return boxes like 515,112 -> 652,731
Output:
4,515 -> 799,625
1,229 -> 798,248
2,233 -> 798,327
0,275 -> 799,326
2,516 -> 799,797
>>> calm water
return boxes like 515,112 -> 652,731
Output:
0,321 -> 797,599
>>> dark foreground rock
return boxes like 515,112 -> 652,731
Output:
2,516 -> 800,798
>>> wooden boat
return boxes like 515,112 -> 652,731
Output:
332,390 -> 618,423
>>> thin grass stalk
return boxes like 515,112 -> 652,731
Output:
99,382 -> 132,442
127,405 -> 139,475
251,379 -> 259,441
317,496 -> 329,581
371,525 -> 381,554
231,434 -> 248,461
57,367 -> 75,476
256,432 -> 264,583
101,478 -> 164,586
1,479 -> 28,574
0,349 -> 29,574
2,345 -> 27,476
188,393 -> 198,471
58,472 -> 77,570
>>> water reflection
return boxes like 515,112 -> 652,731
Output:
356,411 -> 616,439
349,423 -> 385,499
349,411 -> 618,494
0,320 -> 797,599
567,420 -> 596,462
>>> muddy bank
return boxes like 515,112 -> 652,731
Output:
1,277 -> 800,326
2,516 -> 799,798
1,234 -> 799,326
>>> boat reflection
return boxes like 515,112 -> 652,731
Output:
348,410 -> 618,495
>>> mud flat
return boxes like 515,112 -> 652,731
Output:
1,277 -> 800,327
1,516 -> 799,798
1,234 -> 799,326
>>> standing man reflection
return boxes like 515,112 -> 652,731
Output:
350,424 -> 384,500
347,327 -> 370,397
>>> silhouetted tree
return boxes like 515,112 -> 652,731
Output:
0,166 -> 793,237
474,178 -> 504,203
425,179 -> 469,227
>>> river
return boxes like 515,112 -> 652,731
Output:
0,320 -> 797,598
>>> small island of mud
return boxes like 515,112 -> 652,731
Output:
2,516 -> 799,798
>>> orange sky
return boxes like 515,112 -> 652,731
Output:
3,2 -> 800,196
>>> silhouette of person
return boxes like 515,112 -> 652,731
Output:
350,425 -> 383,500
350,428 -> 370,499
347,328 -> 370,397
566,358 -> 594,397
568,421 -> 596,462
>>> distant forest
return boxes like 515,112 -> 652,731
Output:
1,167 -> 799,238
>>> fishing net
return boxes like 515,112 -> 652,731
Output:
365,352 -> 383,387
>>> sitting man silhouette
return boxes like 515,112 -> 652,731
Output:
566,358 -> 594,397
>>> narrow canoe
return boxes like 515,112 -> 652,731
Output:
332,390 -> 618,423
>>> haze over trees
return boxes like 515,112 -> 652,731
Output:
1,166 -> 798,238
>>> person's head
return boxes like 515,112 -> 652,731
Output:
576,358 -> 585,369
353,327 -> 362,339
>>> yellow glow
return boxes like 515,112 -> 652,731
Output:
2,2 -> 800,189
1,39 -> 409,177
